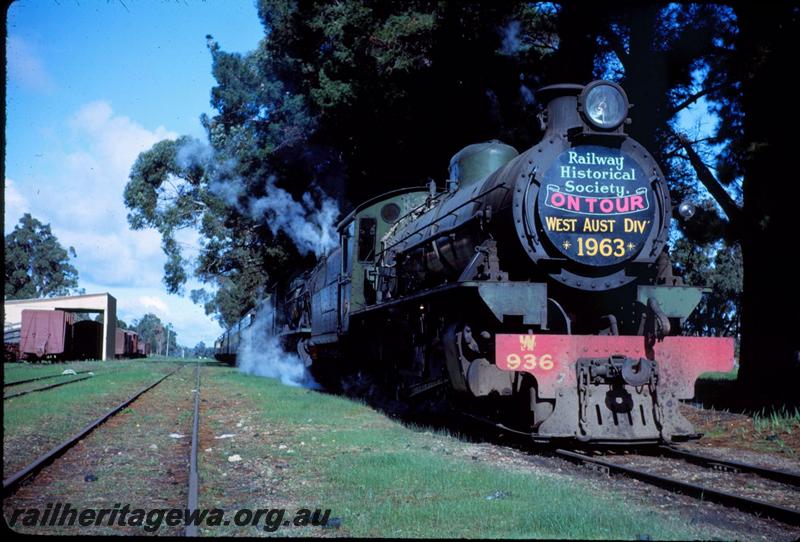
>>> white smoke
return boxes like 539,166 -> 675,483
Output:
520,83 -> 535,106
176,138 -> 340,258
176,137 -> 213,168
173,139 -> 335,388
248,177 -> 339,257
500,20 -> 524,56
236,303 -> 319,388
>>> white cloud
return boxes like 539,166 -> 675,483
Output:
4,178 -> 30,232
10,102 -> 223,346
70,101 -> 175,173
56,229 -> 163,287
110,285 -> 222,346
139,296 -> 170,315
27,101 -> 179,286
7,35 -> 55,93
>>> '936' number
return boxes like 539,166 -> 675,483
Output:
505,353 -> 554,371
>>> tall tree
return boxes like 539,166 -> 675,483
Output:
705,4 -> 799,402
132,313 -> 177,356
4,213 -> 81,300
651,4 -> 799,403
193,341 -> 213,358
125,1 -> 559,325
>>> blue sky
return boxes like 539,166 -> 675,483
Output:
5,0 -> 264,347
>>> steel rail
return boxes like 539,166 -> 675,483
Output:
554,448 -> 800,526
185,364 -> 201,537
4,375 -> 95,399
5,370 -> 94,388
2,366 -> 183,495
660,445 -> 800,488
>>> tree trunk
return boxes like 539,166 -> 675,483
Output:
548,3 -> 602,84
734,5 -> 800,405
622,4 -> 668,160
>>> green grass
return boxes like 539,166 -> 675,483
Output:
200,368 -> 743,540
3,361 -> 182,474
753,406 -> 800,434
697,366 -> 738,381
3,360 -> 109,384
323,450 -> 672,539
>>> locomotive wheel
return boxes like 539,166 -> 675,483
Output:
297,338 -> 312,368
443,320 -> 497,395
459,324 -> 483,360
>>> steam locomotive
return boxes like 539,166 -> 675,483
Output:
219,80 -> 734,444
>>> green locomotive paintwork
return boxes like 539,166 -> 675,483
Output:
636,285 -> 705,321
338,188 -> 432,318
448,140 -> 519,188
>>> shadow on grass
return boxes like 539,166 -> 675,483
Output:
694,373 -> 800,414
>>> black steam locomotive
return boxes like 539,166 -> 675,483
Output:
221,80 -> 733,444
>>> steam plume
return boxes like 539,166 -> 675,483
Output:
176,138 -> 339,258
175,138 -> 337,388
500,20 -> 524,56
248,177 -> 339,257
236,303 -> 319,388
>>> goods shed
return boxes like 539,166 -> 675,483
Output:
4,293 -> 117,360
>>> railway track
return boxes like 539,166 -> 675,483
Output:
553,446 -> 800,526
4,374 -> 96,400
185,363 -> 201,537
4,362 -> 207,536
2,365 -> 184,495
459,411 -> 800,527
4,370 -> 94,388
659,445 -> 800,487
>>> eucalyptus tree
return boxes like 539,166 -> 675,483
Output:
4,213 -> 80,300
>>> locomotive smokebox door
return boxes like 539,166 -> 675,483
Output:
511,82 -> 671,291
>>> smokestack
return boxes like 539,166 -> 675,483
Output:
536,84 -> 584,136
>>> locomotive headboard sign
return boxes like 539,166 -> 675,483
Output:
536,145 -> 654,267
510,81 -> 671,290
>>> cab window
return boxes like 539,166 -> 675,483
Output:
358,217 -> 376,262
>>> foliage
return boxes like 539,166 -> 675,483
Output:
700,5 -> 800,394
192,341 -> 214,358
672,237 -> 742,337
4,213 -> 81,300
123,2 -> 798,394
131,313 -> 177,356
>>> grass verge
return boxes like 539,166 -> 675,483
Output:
3,361 -> 181,474
4,367 -> 196,536
198,367 -> 747,539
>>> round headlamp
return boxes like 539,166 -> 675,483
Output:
579,81 -> 629,130
677,201 -> 697,219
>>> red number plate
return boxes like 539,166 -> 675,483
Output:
495,334 -> 558,374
